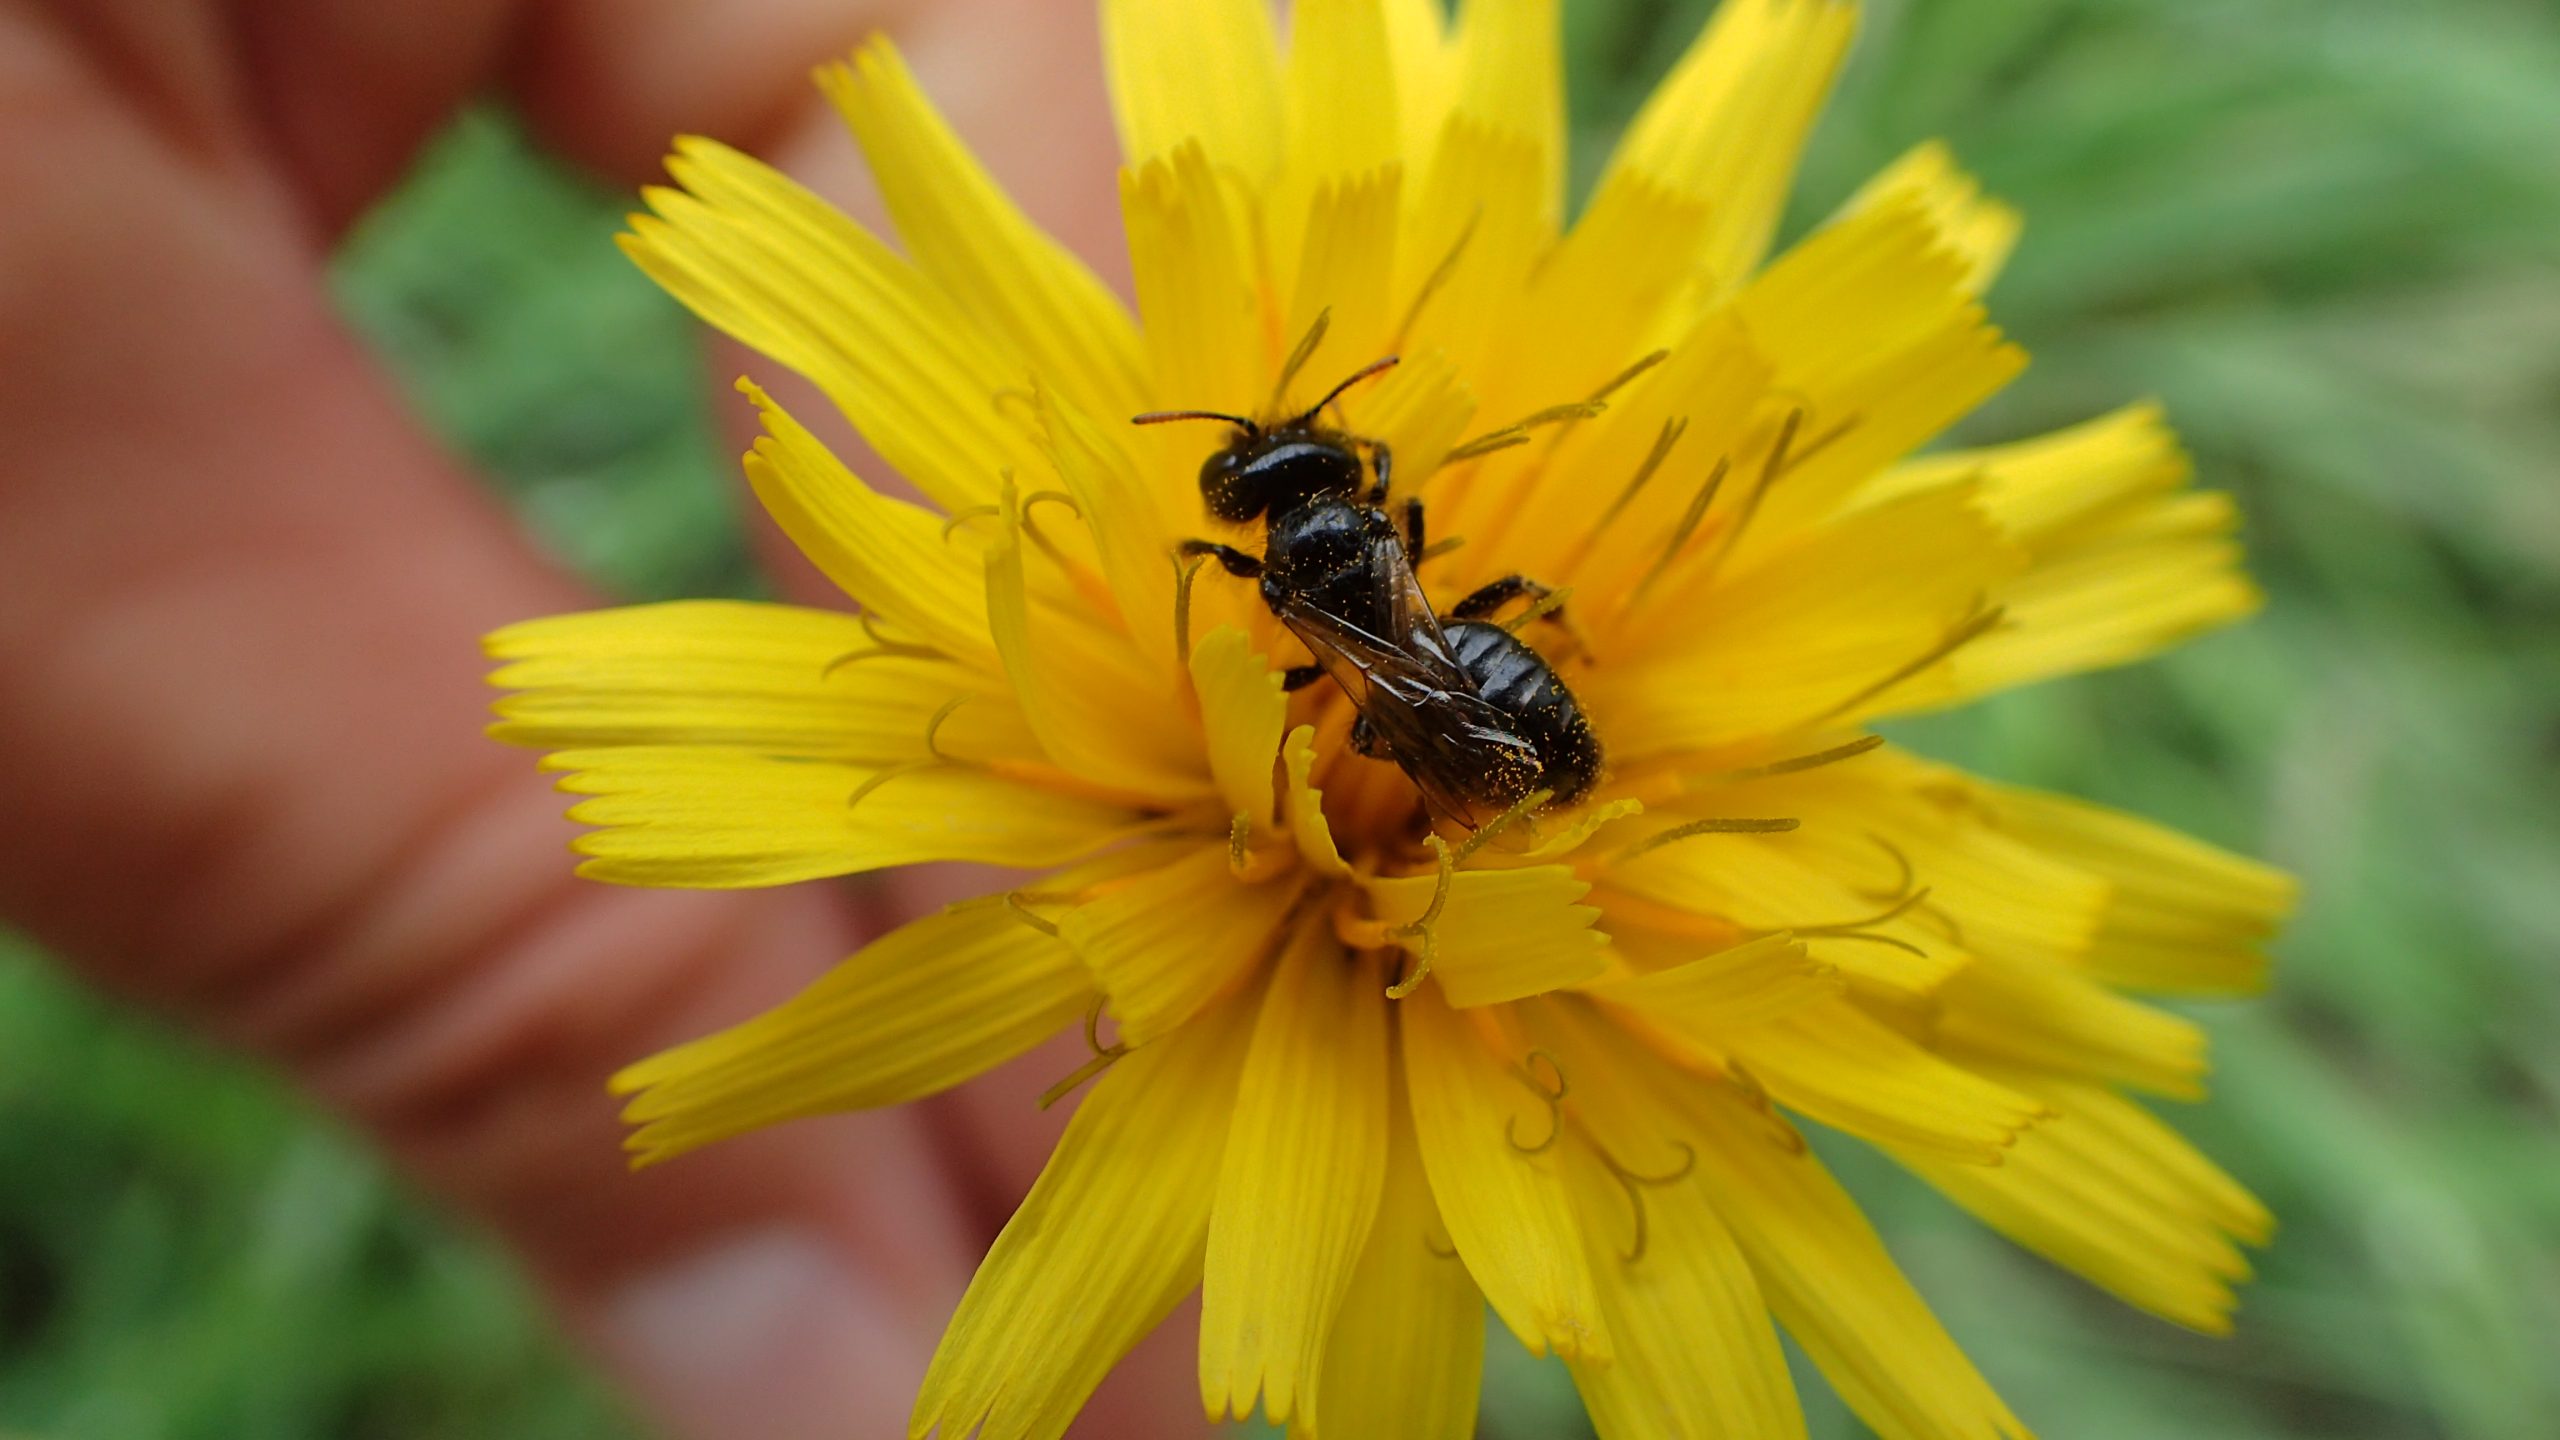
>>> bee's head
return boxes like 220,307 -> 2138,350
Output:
1133,355 -> 1402,526
1197,432 -> 1271,522
1197,425 -> 1365,523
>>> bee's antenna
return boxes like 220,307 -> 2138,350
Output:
1291,355 -> 1400,427
1132,409 -> 1259,434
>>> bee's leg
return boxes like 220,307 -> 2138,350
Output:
1280,665 -> 1327,692
1349,713 -> 1388,757
1452,573 -> 1560,623
1178,537 -> 1263,578
1351,430 -> 1392,504
1398,497 -> 1428,564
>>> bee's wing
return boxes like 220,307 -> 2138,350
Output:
1276,598 -> 1543,830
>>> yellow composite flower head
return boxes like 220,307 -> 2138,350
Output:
487,1 -> 2297,1436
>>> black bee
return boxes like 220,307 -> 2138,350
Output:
1137,361 -> 1602,829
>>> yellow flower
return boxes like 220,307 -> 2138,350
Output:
487,1 -> 2295,1436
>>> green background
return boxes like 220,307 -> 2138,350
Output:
4,0 -> 2555,1435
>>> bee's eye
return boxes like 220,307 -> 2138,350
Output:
1200,447 -> 1262,522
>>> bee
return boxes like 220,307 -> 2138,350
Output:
1137,361 -> 1602,830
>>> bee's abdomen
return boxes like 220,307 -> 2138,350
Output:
1442,620 -> 1603,804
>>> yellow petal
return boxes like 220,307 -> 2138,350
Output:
1933,955 -> 2209,1100
1966,773 -> 2295,995
1378,0 -> 1456,166
1444,0 -> 1564,228
1103,0 -> 1285,180
1479,308 -> 1770,593
982,480 -> 1209,797
1859,406 -> 2260,708
1200,926 -> 1391,1426
547,746 -> 1137,888
1894,1068 -> 2266,1334
736,381 -> 999,669
1363,863 -> 1607,1006
1122,141 -> 1268,415
485,601 -> 1037,763
624,142 -> 1033,511
1400,989 -> 1609,1361
1285,0 -> 1401,183
1059,845 -> 1307,1045
1658,1060 -> 2036,1440
611,900 -> 1090,1164
1525,1002 -> 1807,1440
1593,829 -> 1967,1000
1586,483 -> 2025,752
2014,1068 -> 2273,1245
1289,1064 -> 1484,1440
1879,403 -> 2187,544
1349,346 -> 1477,498
1401,116 -> 1551,377
1281,725 -> 1354,878
1461,172 -> 1716,450
824,39 -> 1148,422
1035,386 -> 1188,673
1600,0 -> 1857,293
1722,197 -> 2028,550
1716,1001 -> 2050,1164
913,983 -> 1254,1440
1675,748 -> 2107,966
1947,495 -> 2257,703
1582,932 -> 1841,1028
1844,140 -> 2021,297
1283,166 -> 1405,383
1188,626 -> 1289,833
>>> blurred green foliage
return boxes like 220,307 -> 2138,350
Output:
4,0 -> 2555,1436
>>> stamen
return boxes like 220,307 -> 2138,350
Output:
1390,210 -> 1480,353
1638,405 -> 1819,604
823,616 -> 943,675
1609,815 -> 1800,867
1384,834 -> 1455,998
1228,811 -> 1252,869
1004,890 -> 1066,939
921,695 -> 972,763
941,504 -> 1001,542
1708,733 -> 1886,783
1504,1048 -> 1569,1154
1020,489 -> 1084,529
1724,1060 -> 1808,1153
1845,833 -> 1972,948
1687,406 -> 1862,595
1271,307 -> 1332,411
861,612 -> 942,659
1587,349 -> 1671,407
1580,416 -> 1689,555
1804,603 -> 2007,724
1170,551 -> 1208,662
1726,1057 -> 1770,1111
1496,585 -> 1572,635
1779,886 -> 1937,958
1453,787 -> 1553,865
847,760 -> 936,810
1922,902 -> 1969,948
1444,400 -> 1609,464
1858,832 -> 1917,904
1597,1139 -> 1697,1264
1631,454 -> 1730,599
1036,996 -> 1129,1110
1417,535 -> 1467,563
